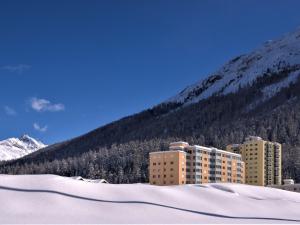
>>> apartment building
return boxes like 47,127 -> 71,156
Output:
226,136 -> 281,186
149,150 -> 186,185
184,144 -> 244,184
149,142 -> 245,185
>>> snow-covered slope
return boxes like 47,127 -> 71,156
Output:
0,174 -> 299,224
167,28 -> 300,105
0,135 -> 46,161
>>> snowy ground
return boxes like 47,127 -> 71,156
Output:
0,175 -> 299,224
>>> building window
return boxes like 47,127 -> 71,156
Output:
170,161 -> 174,165
153,163 -> 156,166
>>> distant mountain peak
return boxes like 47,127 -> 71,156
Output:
0,135 -> 46,161
166,28 -> 300,105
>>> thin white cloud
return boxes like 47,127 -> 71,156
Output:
4,106 -> 17,116
1,64 -> 31,74
33,122 -> 48,132
30,97 -> 65,112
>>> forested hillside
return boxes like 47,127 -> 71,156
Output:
2,28 -> 300,183
1,67 -> 300,183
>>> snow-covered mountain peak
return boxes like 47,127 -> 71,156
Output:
166,28 -> 300,105
19,134 -> 45,149
0,135 -> 46,161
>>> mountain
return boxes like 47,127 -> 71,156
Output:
0,135 -> 46,161
167,28 -> 300,105
1,28 -> 300,183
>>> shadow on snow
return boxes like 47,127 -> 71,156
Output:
0,185 -> 299,223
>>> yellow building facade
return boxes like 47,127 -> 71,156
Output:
149,142 -> 245,185
226,136 -> 281,186
149,150 -> 186,185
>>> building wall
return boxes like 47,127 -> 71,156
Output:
226,136 -> 282,186
150,142 -> 245,186
201,150 -> 209,183
184,145 -> 244,185
149,151 -> 186,186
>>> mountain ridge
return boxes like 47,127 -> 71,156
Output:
0,135 -> 46,161
1,28 -> 300,183
166,28 -> 300,105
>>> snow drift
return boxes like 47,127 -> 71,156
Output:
0,174 -> 299,224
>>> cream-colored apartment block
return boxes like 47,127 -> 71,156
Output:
185,145 -> 245,184
149,150 -> 186,185
149,142 -> 244,185
226,136 -> 281,186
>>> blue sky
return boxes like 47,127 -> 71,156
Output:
1,0 -> 300,144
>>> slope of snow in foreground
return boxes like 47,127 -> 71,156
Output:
0,175 -> 299,224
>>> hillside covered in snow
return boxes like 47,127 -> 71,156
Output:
1,27 -> 300,185
166,28 -> 300,105
0,174 -> 299,224
0,135 -> 46,161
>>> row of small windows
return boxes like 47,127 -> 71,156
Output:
246,153 -> 258,156
152,168 -> 174,172
246,157 -> 258,160
246,175 -> 258,179
152,167 -> 185,174
186,175 -> 202,179
152,174 -> 176,178
246,162 -> 258,165
152,161 -> 174,166
152,158 -> 242,168
186,168 -> 201,173
246,165 -> 258,169
245,148 -> 258,151
189,150 -> 241,159
246,143 -> 258,147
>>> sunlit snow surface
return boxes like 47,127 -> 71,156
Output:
167,28 -> 300,105
0,174 -> 299,224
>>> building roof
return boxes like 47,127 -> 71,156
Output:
149,150 -> 187,155
229,144 -> 241,147
169,141 -> 189,145
190,145 -> 242,157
